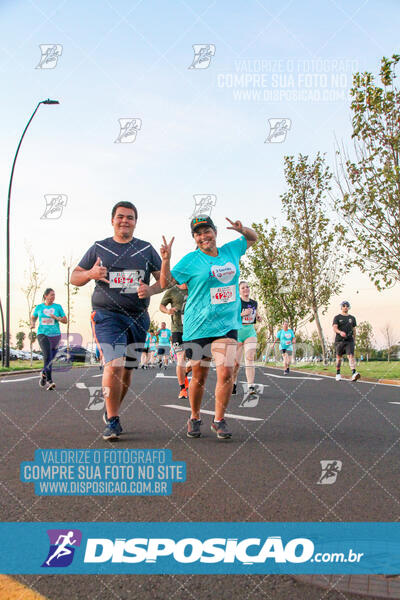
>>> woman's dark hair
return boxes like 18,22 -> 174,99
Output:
43,288 -> 54,300
111,201 -> 138,220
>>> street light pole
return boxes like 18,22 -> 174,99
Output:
5,99 -> 59,367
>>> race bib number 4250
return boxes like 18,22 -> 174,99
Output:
210,285 -> 236,305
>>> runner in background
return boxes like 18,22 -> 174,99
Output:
232,281 -> 260,402
149,330 -> 158,366
30,288 -> 67,391
70,202 -> 162,441
160,215 -> 258,440
160,284 -> 191,399
156,322 -> 172,369
273,321 -> 296,374
333,301 -> 360,382
140,331 -> 151,369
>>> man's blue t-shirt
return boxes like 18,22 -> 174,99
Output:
158,328 -> 172,347
171,236 -> 247,341
33,303 -> 66,336
276,328 -> 295,351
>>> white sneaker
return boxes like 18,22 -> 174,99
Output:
351,372 -> 361,382
335,374 -> 342,381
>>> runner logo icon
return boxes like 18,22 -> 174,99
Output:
42,529 -> 82,567
317,460 -> 342,485
188,44 -> 216,69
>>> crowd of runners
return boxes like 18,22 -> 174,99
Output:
29,202 -> 361,441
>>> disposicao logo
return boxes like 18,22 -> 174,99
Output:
83,536 -> 314,564
42,529 -> 82,567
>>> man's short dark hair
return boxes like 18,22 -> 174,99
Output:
111,202 -> 138,220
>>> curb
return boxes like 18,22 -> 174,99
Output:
294,574 -> 400,599
262,365 -> 400,386
0,365 -> 96,378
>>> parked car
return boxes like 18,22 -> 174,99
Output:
56,345 -> 94,363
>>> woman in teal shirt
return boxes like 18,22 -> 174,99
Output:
31,288 -> 67,390
160,215 -> 257,440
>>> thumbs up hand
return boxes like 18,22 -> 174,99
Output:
137,278 -> 150,299
89,257 -> 109,283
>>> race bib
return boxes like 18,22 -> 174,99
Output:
42,317 -> 55,325
243,309 -> 255,324
161,331 -> 167,338
210,285 -> 236,304
109,270 -> 144,293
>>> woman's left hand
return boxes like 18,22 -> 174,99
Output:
226,217 -> 243,233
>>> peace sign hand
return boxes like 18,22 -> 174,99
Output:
160,236 -> 175,260
226,217 -> 243,233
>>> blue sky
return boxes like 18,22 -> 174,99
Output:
0,0 -> 399,346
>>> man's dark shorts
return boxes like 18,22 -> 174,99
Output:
157,346 -> 169,356
184,330 -> 237,362
335,340 -> 355,357
91,309 -> 150,369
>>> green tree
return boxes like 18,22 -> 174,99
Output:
20,248 -> 43,366
381,322 -> 398,362
335,54 -> 400,290
281,153 -> 348,363
149,319 -> 159,334
16,331 -> 25,351
356,321 -> 374,361
240,218 -> 309,334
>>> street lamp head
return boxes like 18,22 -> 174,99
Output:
42,99 -> 59,105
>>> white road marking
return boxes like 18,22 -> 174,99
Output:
156,374 -> 192,379
263,372 -> 322,381
91,374 -> 103,378
1,375 -> 39,383
389,402 -> 400,405
162,404 -> 263,421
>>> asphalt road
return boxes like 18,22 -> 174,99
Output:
1,364 -> 399,599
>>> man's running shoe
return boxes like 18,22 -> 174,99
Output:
283,369 -> 289,375
335,374 -> 342,381
39,372 -> 46,388
232,383 -> 237,395
103,416 -> 121,441
46,382 -> 56,391
211,419 -> 232,440
178,388 -> 188,400
184,375 -> 189,389
351,372 -> 361,382
187,418 -> 202,438
103,411 -> 123,434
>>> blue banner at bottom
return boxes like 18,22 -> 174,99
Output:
0,522 -> 399,574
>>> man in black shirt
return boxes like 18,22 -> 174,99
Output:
332,301 -> 360,382
71,202 -> 162,440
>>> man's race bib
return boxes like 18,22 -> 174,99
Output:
210,285 -> 236,304
109,270 -> 144,293
160,331 -> 167,338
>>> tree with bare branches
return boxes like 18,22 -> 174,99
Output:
335,54 -> 400,290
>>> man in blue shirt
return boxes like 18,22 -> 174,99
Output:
159,214 -> 258,441
71,202 -> 162,441
273,321 -> 296,374
156,322 -> 172,369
